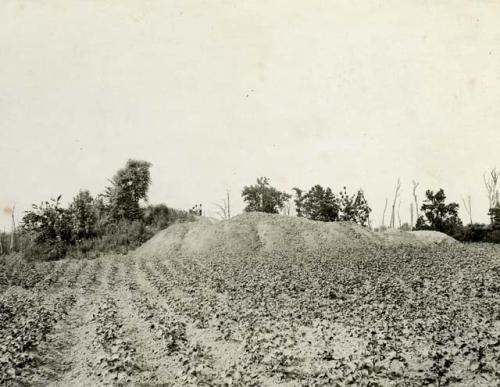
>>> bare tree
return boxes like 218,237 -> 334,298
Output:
461,195 -> 473,225
397,200 -> 402,228
410,202 -> 414,229
412,180 -> 420,220
214,190 -> 231,220
9,204 -> 16,252
389,178 -> 401,228
484,168 -> 500,208
381,198 -> 388,227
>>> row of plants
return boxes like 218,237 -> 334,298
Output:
92,297 -> 137,385
133,242 -> 500,385
0,291 -> 76,384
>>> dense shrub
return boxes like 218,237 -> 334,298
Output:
294,185 -> 372,226
457,223 -> 500,243
143,204 -> 194,230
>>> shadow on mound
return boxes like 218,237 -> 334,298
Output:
134,213 -> 456,259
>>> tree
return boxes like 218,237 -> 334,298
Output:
281,199 -> 291,216
69,190 -> 97,240
293,188 -> 304,217
461,195 -> 473,225
484,168 -> 500,225
338,187 -> 372,227
410,203 -> 414,229
412,180 -> 420,220
242,177 -> 291,214
92,194 -> 110,234
389,178 -> 401,229
381,198 -> 388,228
294,185 -> 372,226
415,189 -> 462,236
488,206 -> 500,230
214,191 -> 231,220
9,204 -> 16,251
397,200 -> 402,228
105,159 -> 152,221
293,185 -> 339,222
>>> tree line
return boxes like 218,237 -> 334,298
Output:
240,174 -> 500,243
241,177 -> 372,226
2,161 -> 500,260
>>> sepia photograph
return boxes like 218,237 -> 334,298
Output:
1,1 -> 499,386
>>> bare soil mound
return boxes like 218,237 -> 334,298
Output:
379,229 -> 457,245
135,213 -> 456,259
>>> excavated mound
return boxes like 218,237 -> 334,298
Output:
135,213 -> 456,259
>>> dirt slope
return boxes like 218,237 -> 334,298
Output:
135,212 -> 455,260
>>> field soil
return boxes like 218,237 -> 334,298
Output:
1,213 -> 499,386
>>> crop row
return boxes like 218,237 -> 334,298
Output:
125,259 -> 221,385
144,243 -> 500,385
92,296 -> 137,385
0,291 -> 76,384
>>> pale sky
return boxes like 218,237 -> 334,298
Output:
1,0 -> 500,230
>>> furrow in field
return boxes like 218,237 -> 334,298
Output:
44,292 -> 103,387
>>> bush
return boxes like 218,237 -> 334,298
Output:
21,196 -> 73,258
143,204 -> 195,230
486,229 -> 500,243
458,223 -> 489,242
22,234 -> 68,261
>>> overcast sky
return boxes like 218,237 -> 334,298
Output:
1,0 -> 500,230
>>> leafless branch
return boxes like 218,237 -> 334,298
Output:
397,200 -> 402,228
460,195 -> 472,225
484,168 -> 500,209
381,198 -> 388,227
10,203 -> 16,251
390,178 -> 401,228
412,180 -> 420,220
